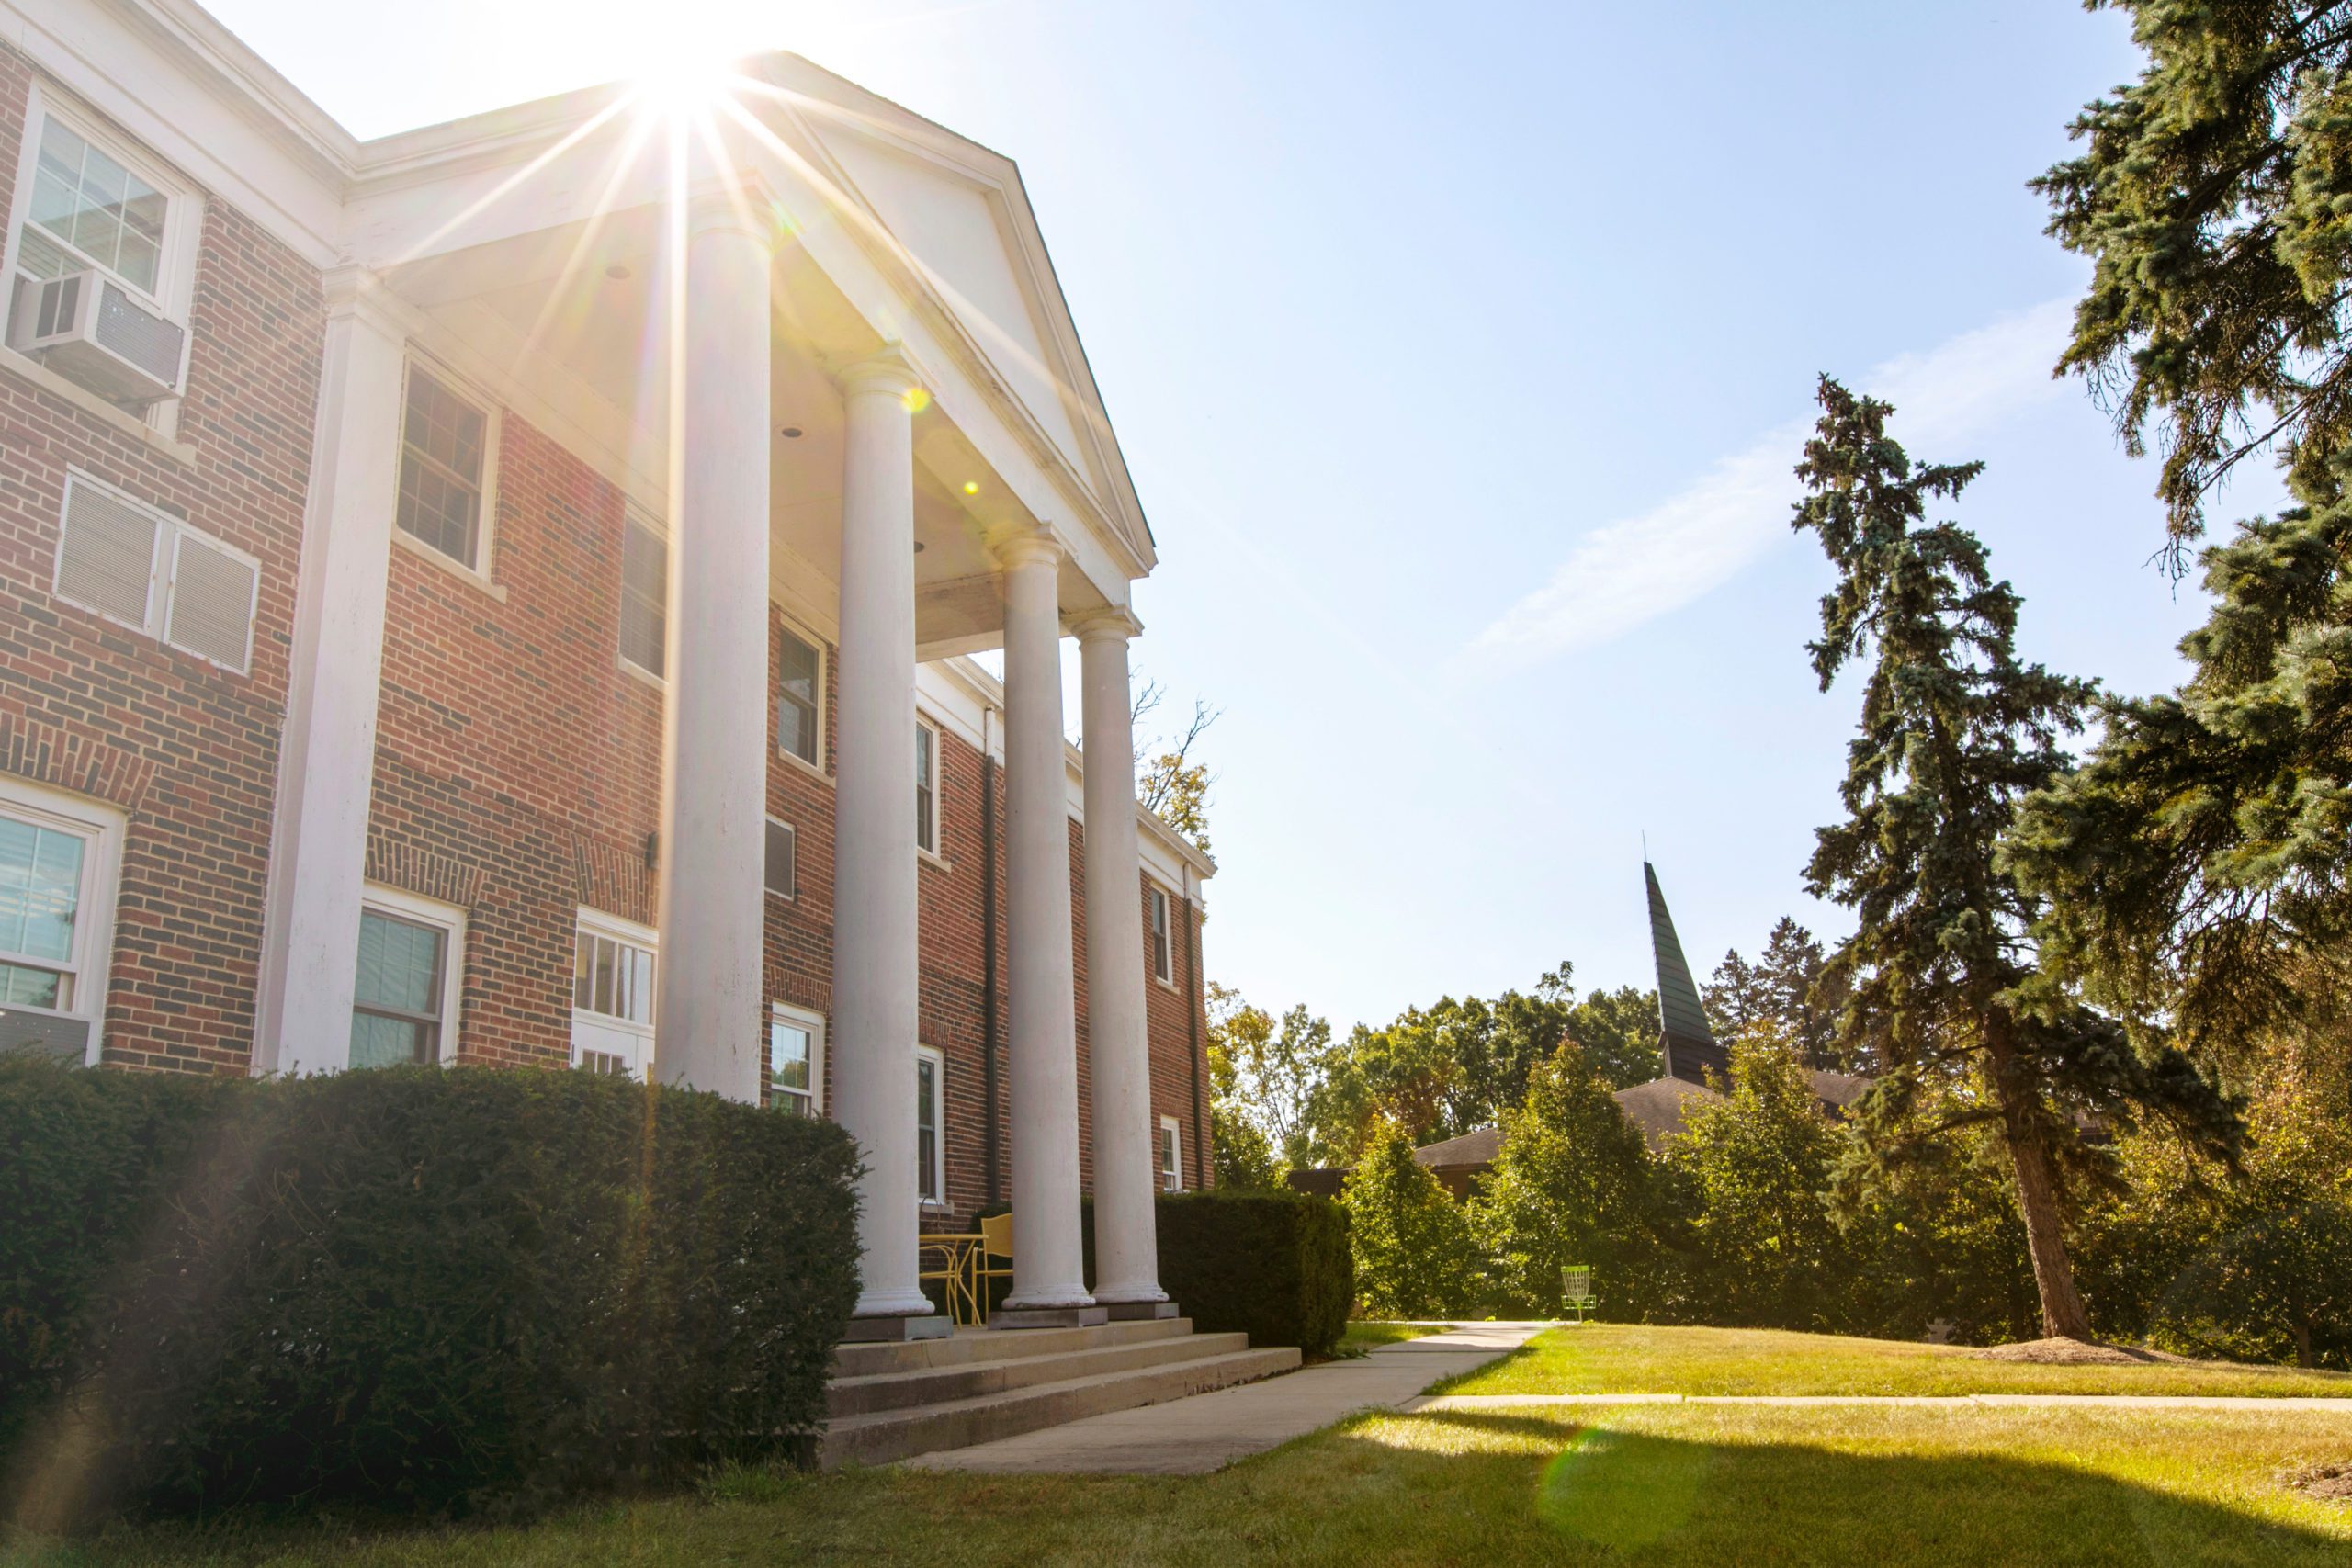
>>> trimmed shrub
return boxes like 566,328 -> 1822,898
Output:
1156,1189 -> 1350,1356
971,1190 -> 1351,1353
0,1060 -> 860,1522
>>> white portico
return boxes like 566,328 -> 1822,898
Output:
181,38 -> 1182,1333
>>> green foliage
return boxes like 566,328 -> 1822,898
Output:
1210,1107 -> 1284,1190
2157,1200 -> 2352,1370
1342,1122 -> 1483,1318
1704,919 -> 1854,1071
1791,376 -> 2233,1338
1205,986 -> 1330,1171
1154,1189 -> 1351,1357
1561,980 -> 1668,1093
1837,1109 -> 2040,1348
0,1060 -> 860,1522
1476,1043 -> 1672,1319
1668,1032 -> 1854,1333
2018,1 -> 2352,1051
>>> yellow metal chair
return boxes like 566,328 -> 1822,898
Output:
918,1237 -> 974,1325
974,1213 -> 1015,1324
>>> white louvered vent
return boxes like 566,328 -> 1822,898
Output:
54,479 -> 159,630
164,530 -> 257,672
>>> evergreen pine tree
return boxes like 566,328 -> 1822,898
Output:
1792,377 -> 2233,1340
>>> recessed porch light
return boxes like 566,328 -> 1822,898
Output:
779,426 -> 804,439
605,265 -> 631,280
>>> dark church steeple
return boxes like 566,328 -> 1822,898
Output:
1645,861 -> 1728,1086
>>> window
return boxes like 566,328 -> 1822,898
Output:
351,888 -> 463,1069
571,909 -> 655,1079
777,626 -> 821,765
770,1003 -> 824,1115
1148,886 -> 1174,985
618,509 -> 665,680
51,472 -> 258,673
15,113 -> 168,299
1159,1116 -> 1183,1192
764,818 -> 797,899
915,717 -> 939,856
916,1045 -> 945,1205
396,364 -> 492,571
0,776 -> 120,1065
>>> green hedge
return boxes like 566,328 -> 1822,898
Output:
968,1190 -> 1351,1355
0,1059 -> 860,1521
1156,1190 -> 1351,1357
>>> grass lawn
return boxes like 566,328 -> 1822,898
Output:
1336,1320 -> 1444,1353
1447,1323 -> 2352,1399
14,1404 -> 2351,1566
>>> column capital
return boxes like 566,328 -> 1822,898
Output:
319,265 -> 410,344
1069,605 -> 1143,644
988,526 -> 1063,572
834,343 -> 923,401
684,186 -> 775,246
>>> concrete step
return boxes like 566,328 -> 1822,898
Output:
819,1345 -> 1302,1470
830,1329 -> 1253,1417
831,1316 -> 1193,1380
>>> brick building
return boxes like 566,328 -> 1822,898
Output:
0,1 -> 1212,1331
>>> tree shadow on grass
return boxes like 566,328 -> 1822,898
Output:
1307,1408 -> 2349,1568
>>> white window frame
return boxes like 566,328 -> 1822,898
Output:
775,618 -> 826,775
392,354 -> 503,591
1159,1115 -> 1183,1192
0,773 -> 122,1066
616,502 -> 666,688
915,714 -> 942,859
54,469 -> 258,674
354,883 -> 464,1068
0,84 -> 202,437
916,1043 -> 946,1207
1148,884 -> 1176,987
769,1001 -> 825,1116
570,907 -> 656,1078
764,816 -> 797,901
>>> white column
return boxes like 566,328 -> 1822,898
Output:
831,347 -> 933,1321
254,270 -> 407,1077
1001,535 -> 1093,1312
654,200 -> 771,1102
1078,612 -> 1167,1305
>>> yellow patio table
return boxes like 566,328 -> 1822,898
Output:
918,1232 -> 987,1326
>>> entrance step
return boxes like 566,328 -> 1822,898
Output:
820,1322 -> 1300,1469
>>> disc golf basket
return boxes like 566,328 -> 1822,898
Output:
1560,1265 -> 1597,1325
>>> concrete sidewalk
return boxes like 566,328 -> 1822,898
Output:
1423,1392 -> 2352,1411
906,1322 -> 1549,1474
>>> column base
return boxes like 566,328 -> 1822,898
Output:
840,1314 -> 955,1343
1102,1300 -> 1181,1322
992,1305 -> 1110,1330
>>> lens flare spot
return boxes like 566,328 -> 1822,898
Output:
1537,1427 -> 1707,1549
962,480 -> 981,496
901,386 -> 933,414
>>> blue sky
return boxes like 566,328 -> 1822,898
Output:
211,0 -> 2272,1032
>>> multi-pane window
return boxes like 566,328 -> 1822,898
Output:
19,116 -> 167,297
571,911 -> 655,1078
618,512 -> 665,679
1160,1116 -> 1183,1192
573,925 -> 655,1026
396,366 -> 490,570
0,809 -> 88,1010
916,1047 -> 944,1204
915,719 -> 939,855
1148,886 -> 1173,984
350,906 -> 451,1068
770,1005 -> 823,1116
777,627 -> 820,765
51,472 -> 260,674
764,818 -> 797,900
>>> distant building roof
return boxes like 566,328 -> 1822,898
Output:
1808,1068 -> 1871,1110
1410,1125 -> 1502,1170
1611,1075 -> 1722,1150
1646,862 -> 1729,1086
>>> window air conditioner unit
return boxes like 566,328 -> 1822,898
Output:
9,269 -> 186,405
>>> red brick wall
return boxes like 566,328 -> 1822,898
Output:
0,46 -> 322,1074
0,41 -> 1212,1225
